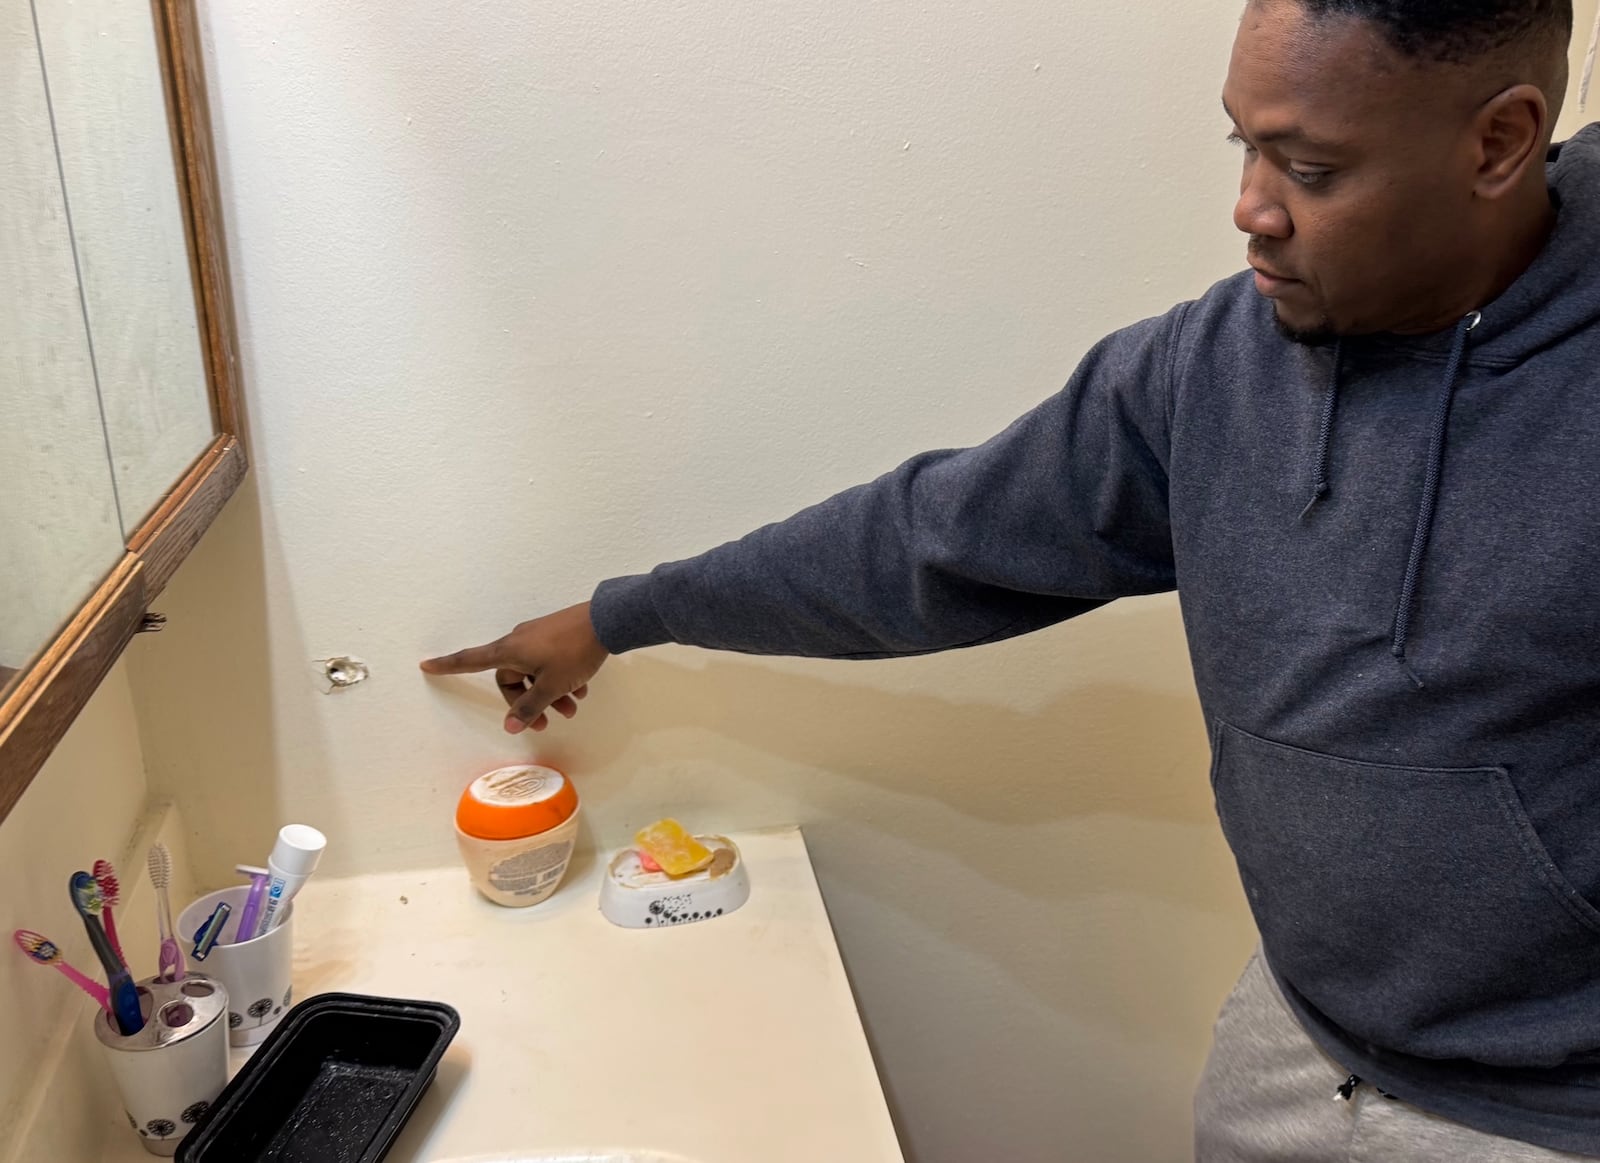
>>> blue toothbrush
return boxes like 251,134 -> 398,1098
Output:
69,872 -> 143,1035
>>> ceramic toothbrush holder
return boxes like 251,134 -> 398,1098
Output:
94,973 -> 230,1157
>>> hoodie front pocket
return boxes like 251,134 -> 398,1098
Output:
1210,720 -> 1600,1068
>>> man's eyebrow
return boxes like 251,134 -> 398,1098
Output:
1222,97 -> 1342,151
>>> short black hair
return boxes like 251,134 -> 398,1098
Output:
1294,0 -> 1572,64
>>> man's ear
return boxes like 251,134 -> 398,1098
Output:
1471,83 -> 1548,201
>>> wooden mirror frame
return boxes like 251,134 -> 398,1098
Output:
0,0 -> 246,820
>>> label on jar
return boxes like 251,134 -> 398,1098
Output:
468,764 -> 566,807
489,840 -> 575,895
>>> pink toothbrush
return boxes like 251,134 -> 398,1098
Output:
13,930 -> 111,1012
92,860 -> 126,964
147,842 -> 184,982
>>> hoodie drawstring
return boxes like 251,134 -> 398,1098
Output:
1389,310 -> 1481,685
1300,311 -> 1482,688
1300,342 -> 1343,520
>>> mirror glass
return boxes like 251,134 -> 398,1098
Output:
33,0 -> 215,532
0,0 -> 215,689
0,0 -> 126,685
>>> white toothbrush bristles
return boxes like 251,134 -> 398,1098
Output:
147,842 -> 172,889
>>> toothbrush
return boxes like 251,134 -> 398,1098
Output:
13,930 -> 110,1012
146,843 -> 185,983
69,873 -> 144,1035
92,860 -> 126,964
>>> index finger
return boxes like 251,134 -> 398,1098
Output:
419,640 -> 506,675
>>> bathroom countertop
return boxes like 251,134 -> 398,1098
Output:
103,825 -> 904,1163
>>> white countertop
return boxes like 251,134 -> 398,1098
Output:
103,826 -> 904,1163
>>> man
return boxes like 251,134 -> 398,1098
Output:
424,1 -> 1600,1157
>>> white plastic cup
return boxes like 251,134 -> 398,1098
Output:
95,974 -> 230,1157
176,886 -> 295,1046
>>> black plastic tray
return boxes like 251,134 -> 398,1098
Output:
177,992 -> 460,1163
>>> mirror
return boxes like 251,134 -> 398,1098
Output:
0,0 -> 129,684
0,0 -> 246,817
1,0 -> 215,688
32,0 -> 217,532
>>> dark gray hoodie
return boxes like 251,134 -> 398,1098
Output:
592,124 -> 1600,1153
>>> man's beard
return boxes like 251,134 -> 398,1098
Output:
1250,239 -> 1338,346
1274,310 -> 1339,347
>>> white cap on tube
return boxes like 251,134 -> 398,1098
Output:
271,825 -> 326,877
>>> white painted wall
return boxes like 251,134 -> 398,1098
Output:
1561,0 -> 1600,137
121,3 -> 1600,1161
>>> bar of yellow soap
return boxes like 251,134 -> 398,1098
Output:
634,818 -> 714,877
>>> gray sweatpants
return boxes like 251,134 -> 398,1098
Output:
1194,952 -> 1595,1162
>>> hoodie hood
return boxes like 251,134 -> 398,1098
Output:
1468,123 -> 1600,362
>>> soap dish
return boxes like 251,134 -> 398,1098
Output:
599,834 -> 750,929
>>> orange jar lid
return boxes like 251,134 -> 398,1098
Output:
456,764 -> 579,841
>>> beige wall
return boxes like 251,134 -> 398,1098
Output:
1565,0 -> 1600,140
0,665 -> 148,1163
115,4 -> 1600,1162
